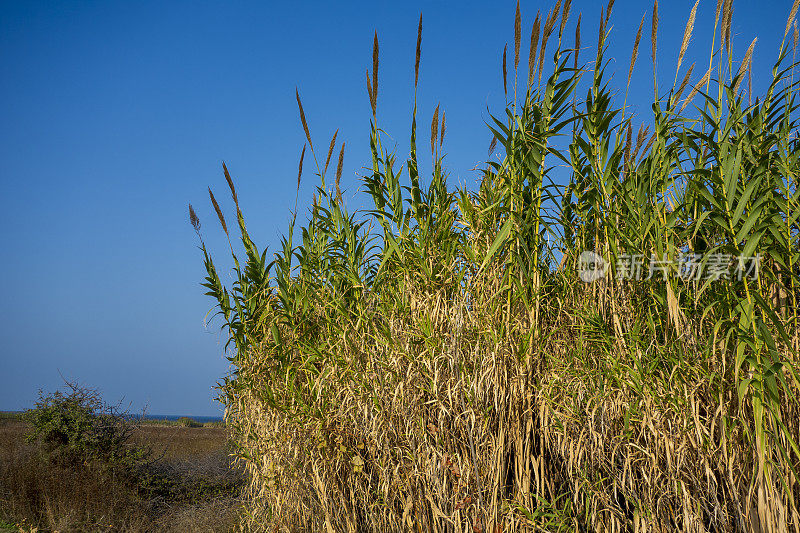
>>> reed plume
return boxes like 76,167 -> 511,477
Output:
188,203 -> 201,234
786,0 -> 799,41
574,13 -> 581,69
559,0 -> 571,39
721,0 -> 733,53
628,14 -> 645,87
324,130 -> 338,175
223,162 -> 239,211
335,143 -> 345,204
415,14 -> 422,89
514,0 -> 521,71
366,70 -> 375,116
733,37 -> 756,93
529,13 -> 541,84
676,0 -> 699,80
675,62 -> 695,102
295,88 -> 313,150
680,64 -> 713,112
372,32 -> 379,112
539,9 -> 556,83
439,111 -> 446,146
431,104 -> 440,156
208,188 -> 228,237
297,144 -> 306,191
651,0 -> 658,64
502,44 -> 508,97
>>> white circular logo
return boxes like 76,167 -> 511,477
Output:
578,251 -> 607,283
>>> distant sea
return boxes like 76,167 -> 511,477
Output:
140,414 -> 223,423
1,410 -> 224,423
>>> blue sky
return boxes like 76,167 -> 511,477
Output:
0,0 -> 793,416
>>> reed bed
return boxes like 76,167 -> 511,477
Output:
193,1 -> 800,530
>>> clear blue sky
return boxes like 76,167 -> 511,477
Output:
0,0 -> 793,416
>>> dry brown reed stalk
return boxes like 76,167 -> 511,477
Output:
628,14 -> 645,88
431,104 -> 440,156
439,111 -> 446,146
208,188 -> 228,237
335,142 -> 345,203
415,14 -> 422,88
188,204 -> 201,234
372,32 -> 379,112
514,0 -> 521,71
733,37 -> 756,93
502,44 -> 508,97
575,13 -> 581,69
222,162 -> 239,211
295,88 -> 313,150
716,0 -> 724,26
324,130 -> 338,175
676,0 -> 700,81
529,13 -> 541,85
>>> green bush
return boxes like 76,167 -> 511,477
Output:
176,416 -> 202,428
24,381 -> 148,469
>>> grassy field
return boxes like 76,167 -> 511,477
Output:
0,414 -> 243,532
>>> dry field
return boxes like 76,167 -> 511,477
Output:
0,415 -> 243,532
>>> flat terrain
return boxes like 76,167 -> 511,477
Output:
0,415 -> 243,532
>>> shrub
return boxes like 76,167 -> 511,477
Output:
24,381 -> 148,469
177,416 -> 202,428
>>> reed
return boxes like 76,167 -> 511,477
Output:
196,2 -> 800,530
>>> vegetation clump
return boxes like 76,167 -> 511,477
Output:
196,1 -> 800,530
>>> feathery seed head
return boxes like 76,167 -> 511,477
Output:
335,142 -> 345,203
208,188 -> 228,237
514,0 -> 521,70
575,13 -> 582,69
560,0 -> 572,39
430,104 -> 440,156
324,130 -> 338,175
295,88 -> 313,150
733,37 -> 757,93
223,162 -> 239,209
297,144 -> 306,191
189,203 -> 201,234
628,14 -> 645,87
675,63 -> 695,102
677,0 -> 699,77
502,44 -> 508,97
415,14 -> 422,88
372,32 -> 379,112
786,0 -> 799,41
529,13 -> 541,84
439,111 -> 446,146
651,0 -> 659,64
